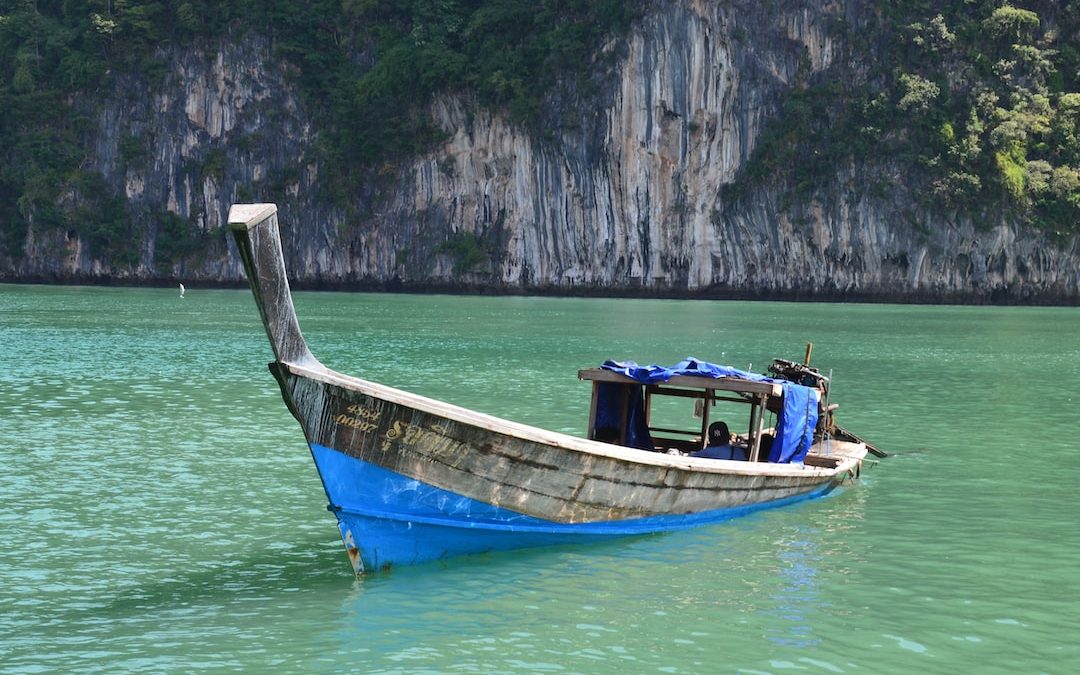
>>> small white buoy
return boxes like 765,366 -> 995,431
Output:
179,282 -> 186,299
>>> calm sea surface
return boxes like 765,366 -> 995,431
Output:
1,284 -> 1077,673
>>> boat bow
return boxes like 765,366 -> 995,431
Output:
228,203 -> 319,369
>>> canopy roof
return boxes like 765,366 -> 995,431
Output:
579,357 -> 784,397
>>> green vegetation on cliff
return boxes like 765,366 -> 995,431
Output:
741,1 -> 1080,236
0,0 -> 642,261
0,0 -> 1077,266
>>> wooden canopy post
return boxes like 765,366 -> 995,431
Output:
745,398 -> 758,454
748,393 -> 768,462
701,388 -> 713,448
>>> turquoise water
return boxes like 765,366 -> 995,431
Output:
1,284 -> 1077,673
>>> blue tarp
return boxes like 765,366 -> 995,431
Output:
600,358 -> 819,464
770,383 -> 819,464
600,357 -> 776,385
593,382 -> 654,450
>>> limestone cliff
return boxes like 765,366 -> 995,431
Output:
4,0 -> 1078,303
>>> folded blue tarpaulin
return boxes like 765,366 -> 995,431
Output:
600,358 -> 818,464
601,357 -> 778,384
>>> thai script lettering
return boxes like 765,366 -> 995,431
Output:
334,403 -> 382,433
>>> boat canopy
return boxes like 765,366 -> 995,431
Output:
596,358 -> 820,464
600,357 -> 779,385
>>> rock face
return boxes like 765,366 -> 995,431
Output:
3,0 -> 1078,303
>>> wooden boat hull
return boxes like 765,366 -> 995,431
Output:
276,361 -> 861,573
228,203 -> 868,574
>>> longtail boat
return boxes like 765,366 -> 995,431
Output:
228,203 -> 879,575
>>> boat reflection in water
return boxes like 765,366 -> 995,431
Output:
228,203 -> 879,575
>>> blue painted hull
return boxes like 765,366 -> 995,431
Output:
310,443 -> 837,572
